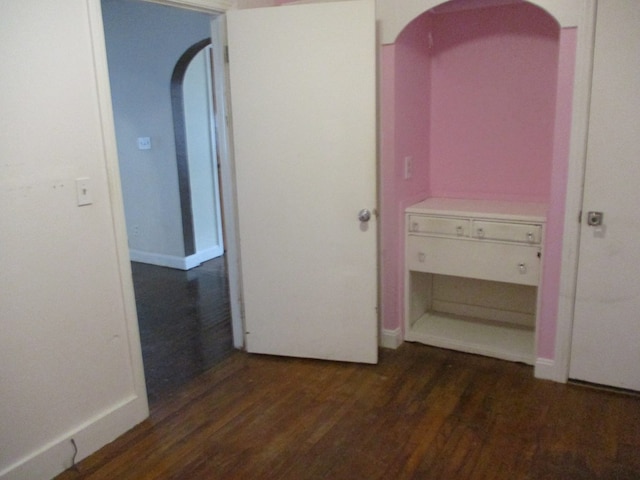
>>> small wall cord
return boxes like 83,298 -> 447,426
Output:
70,438 -> 79,472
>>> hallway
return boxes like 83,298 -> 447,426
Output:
131,256 -> 234,404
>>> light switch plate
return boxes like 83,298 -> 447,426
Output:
75,177 -> 92,206
404,156 -> 413,180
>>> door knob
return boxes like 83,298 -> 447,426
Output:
587,211 -> 603,226
358,209 -> 371,222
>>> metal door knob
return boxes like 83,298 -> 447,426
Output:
587,211 -> 603,226
358,209 -> 371,222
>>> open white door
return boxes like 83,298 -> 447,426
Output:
226,0 -> 378,363
569,0 -> 640,391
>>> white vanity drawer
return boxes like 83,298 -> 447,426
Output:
472,220 -> 542,244
408,215 -> 470,237
407,235 -> 541,286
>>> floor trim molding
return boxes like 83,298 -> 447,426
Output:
380,327 -> 403,349
130,246 -> 223,271
534,357 -> 566,382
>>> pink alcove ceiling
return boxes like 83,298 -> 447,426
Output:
381,1 -> 577,361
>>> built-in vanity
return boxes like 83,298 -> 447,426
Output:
404,198 -> 546,364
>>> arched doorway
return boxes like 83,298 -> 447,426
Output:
171,38 -> 225,264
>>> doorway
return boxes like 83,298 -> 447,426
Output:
101,0 -> 233,403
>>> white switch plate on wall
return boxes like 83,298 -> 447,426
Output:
404,156 -> 413,180
75,177 -> 92,206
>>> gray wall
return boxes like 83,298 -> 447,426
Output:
102,0 -> 211,262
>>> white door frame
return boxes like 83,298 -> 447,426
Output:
548,0 -> 598,382
209,14 -> 245,349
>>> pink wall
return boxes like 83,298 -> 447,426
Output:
394,12 -> 432,203
381,14 -> 433,331
381,3 -> 576,362
429,4 -> 559,202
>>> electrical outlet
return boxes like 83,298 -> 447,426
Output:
137,137 -> 151,150
404,156 -> 413,180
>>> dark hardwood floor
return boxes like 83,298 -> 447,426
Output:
131,256 -> 234,404
55,343 -> 640,479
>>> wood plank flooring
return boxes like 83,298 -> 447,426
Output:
131,257 -> 234,404
55,344 -> 640,479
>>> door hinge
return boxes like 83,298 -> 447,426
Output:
224,45 -> 229,63
578,210 -> 582,223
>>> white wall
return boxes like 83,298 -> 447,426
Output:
102,0 -> 211,261
184,47 -> 224,257
0,1 -> 147,479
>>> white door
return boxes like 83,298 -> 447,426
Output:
226,0 -> 378,363
569,0 -> 640,390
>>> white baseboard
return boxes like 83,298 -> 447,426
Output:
534,357 -> 566,382
380,327 -> 403,349
130,246 -> 223,271
129,249 -> 189,270
184,245 -> 224,270
0,395 -> 148,480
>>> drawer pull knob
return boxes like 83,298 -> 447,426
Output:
456,226 -> 464,236
527,232 -> 534,243
518,263 -> 527,274
477,228 -> 485,238
418,252 -> 426,263
412,222 -> 419,232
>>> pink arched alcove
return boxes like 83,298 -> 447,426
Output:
380,0 -> 578,364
